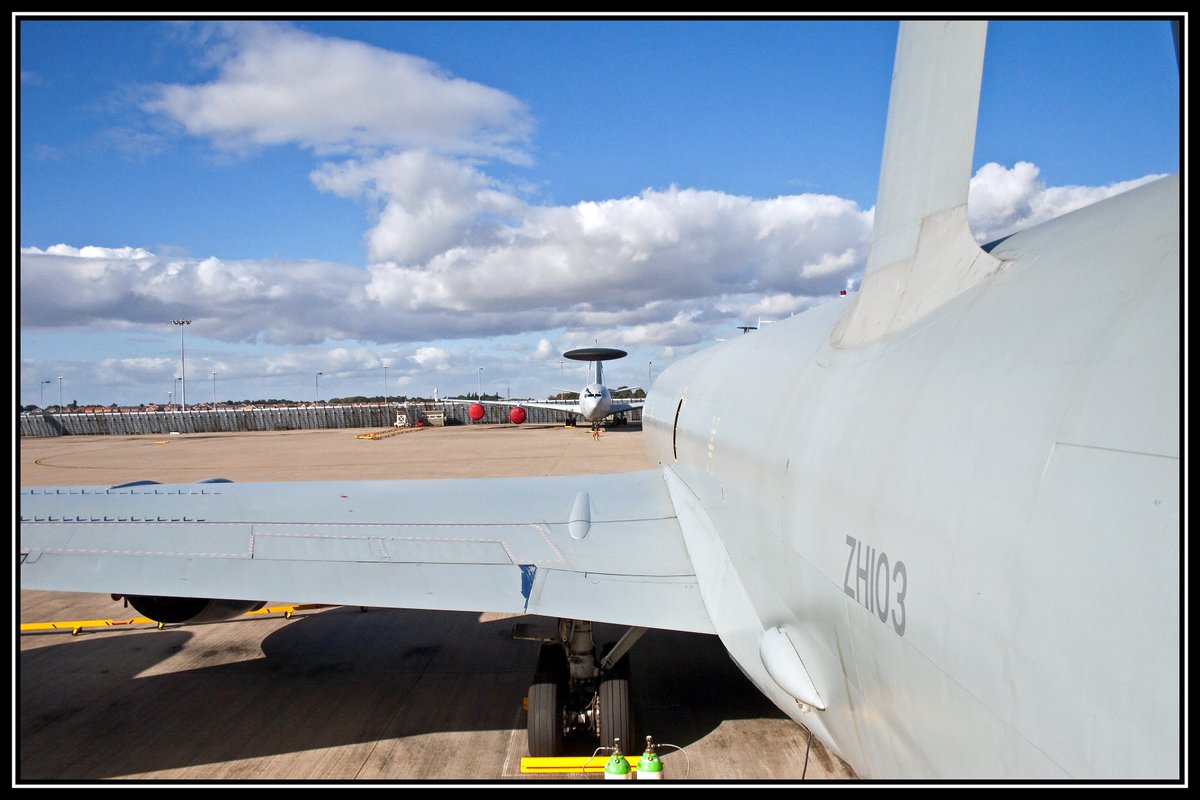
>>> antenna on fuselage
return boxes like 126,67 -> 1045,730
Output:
563,347 -> 628,387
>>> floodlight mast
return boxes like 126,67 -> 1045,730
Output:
172,320 -> 192,407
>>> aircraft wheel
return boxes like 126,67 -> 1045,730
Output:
528,643 -> 568,757
597,643 -> 635,753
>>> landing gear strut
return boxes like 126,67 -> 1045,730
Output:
521,619 -> 645,757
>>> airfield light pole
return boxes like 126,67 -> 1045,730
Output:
211,371 -> 217,407
383,363 -> 389,407
168,390 -> 173,410
478,368 -> 483,400
315,372 -> 323,404
58,376 -> 64,407
648,362 -> 652,387
172,319 -> 191,408
40,379 -> 51,408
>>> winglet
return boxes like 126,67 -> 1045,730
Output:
833,21 -> 1005,348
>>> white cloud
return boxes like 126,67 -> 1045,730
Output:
27,244 -> 156,260
19,246 -> 365,343
21,157 -> 1164,408
142,22 -> 532,161
714,292 -> 821,322
409,346 -> 450,367
311,151 -> 527,264
362,186 -> 872,317
967,161 -> 1164,244
580,311 -> 711,349
22,161 -> 1157,359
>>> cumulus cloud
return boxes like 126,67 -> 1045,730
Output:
409,346 -> 450,368
362,186 -> 871,316
967,161 -> 1165,244
142,22 -> 532,161
33,244 -> 156,259
108,25 -> 1162,360
311,151 -> 527,264
22,159 -> 1158,365
579,311 -> 712,349
20,245 -> 365,343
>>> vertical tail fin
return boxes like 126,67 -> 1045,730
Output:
833,21 -> 1005,348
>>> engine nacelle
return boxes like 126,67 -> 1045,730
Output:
508,407 -> 527,424
123,595 -> 268,624
468,403 -> 486,421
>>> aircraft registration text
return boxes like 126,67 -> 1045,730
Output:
843,535 -> 907,636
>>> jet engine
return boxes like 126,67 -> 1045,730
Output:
122,595 -> 267,624
508,407 -> 527,424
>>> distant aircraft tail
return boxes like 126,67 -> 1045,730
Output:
833,21 -> 1005,348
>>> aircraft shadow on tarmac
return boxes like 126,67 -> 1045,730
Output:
19,605 -> 789,780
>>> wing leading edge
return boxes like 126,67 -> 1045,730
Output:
442,398 -> 644,416
20,469 -> 714,635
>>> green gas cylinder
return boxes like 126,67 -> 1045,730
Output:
604,738 -> 632,780
637,736 -> 664,780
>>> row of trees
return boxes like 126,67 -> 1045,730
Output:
19,401 -> 80,414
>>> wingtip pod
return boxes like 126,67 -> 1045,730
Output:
834,20 -> 1005,349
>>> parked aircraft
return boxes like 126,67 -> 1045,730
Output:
447,347 -> 643,429
18,21 -> 1179,779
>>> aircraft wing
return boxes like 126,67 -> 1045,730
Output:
19,469 -> 715,634
442,398 -> 583,415
510,398 -> 642,415
490,399 -> 582,414
451,398 -> 643,415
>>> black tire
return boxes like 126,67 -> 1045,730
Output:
528,644 -> 568,757
597,643 -> 635,754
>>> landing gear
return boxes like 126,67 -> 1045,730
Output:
597,642 -> 635,751
528,643 -> 568,757
521,620 -> 646,757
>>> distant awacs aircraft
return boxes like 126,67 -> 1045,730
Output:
449,348 -> 644,429
19,21 -> 1178,779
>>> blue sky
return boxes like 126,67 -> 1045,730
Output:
16,14 -> 1182,408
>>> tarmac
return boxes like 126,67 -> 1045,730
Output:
17,422 -> 857,783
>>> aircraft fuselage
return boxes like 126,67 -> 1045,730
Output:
578,383 -> 612,422
643,176 -> 1179,779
